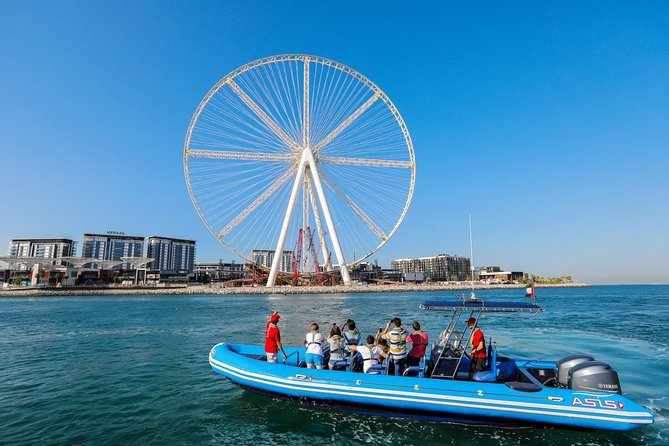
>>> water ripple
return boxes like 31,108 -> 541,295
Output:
0,285 -> 667,445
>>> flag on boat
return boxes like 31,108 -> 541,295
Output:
525,281 -> 535,298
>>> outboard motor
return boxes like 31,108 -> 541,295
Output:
568,361 -> 622,394
557,354 -> 595,388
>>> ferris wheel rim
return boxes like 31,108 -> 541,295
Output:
183,54 -> 416,267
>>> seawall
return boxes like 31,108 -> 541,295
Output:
0,282 -> 590,297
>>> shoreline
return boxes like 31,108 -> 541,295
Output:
0,282 -> 590,297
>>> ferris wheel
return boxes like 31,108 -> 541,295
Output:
184,55 -> 415,286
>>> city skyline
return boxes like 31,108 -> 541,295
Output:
1,2 -> 667,284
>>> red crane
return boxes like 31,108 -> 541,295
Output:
291,228 -> 303,281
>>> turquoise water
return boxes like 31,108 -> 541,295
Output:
1,285 -> 667,445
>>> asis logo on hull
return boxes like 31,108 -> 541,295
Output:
572,397 -> 623,410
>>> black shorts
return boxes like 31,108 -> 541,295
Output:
407,355 -> 421,367
470,357 -> 486,373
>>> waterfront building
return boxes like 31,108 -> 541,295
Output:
81,233 -> 144,270
194,261 -> 247,282
8,238 -> 76,261
146,236 -> 196,272
478,266 -> 527,283
252,249 -> 293,273
391,254 -> 471,282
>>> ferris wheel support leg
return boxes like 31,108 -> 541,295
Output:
267,151 -> 309,287
304,149 -> 351,285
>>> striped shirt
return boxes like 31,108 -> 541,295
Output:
385,327 -> 408,360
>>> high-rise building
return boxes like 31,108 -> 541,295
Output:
8,238 -> 76,260
81,233 -> 144,269
146,236 -> 196,272
391,254 -> 471,282
252,249 -> 293,273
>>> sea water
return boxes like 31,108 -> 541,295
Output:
1,285 -> 667,445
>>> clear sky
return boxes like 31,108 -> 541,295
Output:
1,1 -> 668,284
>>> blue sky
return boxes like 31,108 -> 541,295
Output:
1,1 -> 667,284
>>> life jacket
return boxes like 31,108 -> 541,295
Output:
329,334 -> 344,352
362,343 -> 377,362
306,330 -> 320,346
343,328 -> 361,349
410,330 -> 426,345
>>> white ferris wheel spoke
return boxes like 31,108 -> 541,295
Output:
317,156 -> 413,169
187,149 -> 293,163
301,172 -> 310,273
303,57 -> 310,148
218,165 -> 297,237
320,172 -> 388,242
311,92 -> 381,155
303,149 -> 351,284
307,179 -> 332,270
227,79 -> 301,152
267,151 -> 309,286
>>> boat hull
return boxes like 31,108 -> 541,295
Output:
209,343 -> 654,431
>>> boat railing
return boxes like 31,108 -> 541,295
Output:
284,350 -> 300,366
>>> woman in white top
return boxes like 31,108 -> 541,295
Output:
305,323 -> 324,369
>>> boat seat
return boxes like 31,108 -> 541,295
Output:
403,356 -> 427,378
496,358 -> 517,381
472,343 -> 497,382
505,381 -> 542,392
331,360 -> 347,370
368,364 -> 386,374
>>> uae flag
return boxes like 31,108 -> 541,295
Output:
525,282 -> 535,297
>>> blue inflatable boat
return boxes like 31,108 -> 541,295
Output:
209,298 -> 654,431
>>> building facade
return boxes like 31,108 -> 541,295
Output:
478,266 -> 527,283
81,233 -> 144,269
146,236 -> 196,272
9,238 -> 76,260
252,249 -> 293,273
194,261 -> 247,282
391,254 -> 471,282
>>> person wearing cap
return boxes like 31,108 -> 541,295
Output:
466,317 -> 486,378
265,309 -> 287,363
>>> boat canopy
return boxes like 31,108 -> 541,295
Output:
420,300 -> 543,314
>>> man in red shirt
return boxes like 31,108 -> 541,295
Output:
466,317 -> 486,379
265,310 -> 287,363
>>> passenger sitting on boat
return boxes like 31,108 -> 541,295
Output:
383,317 -> 408,376
466,317 -> 486,378
304,323 -> 325,369
327,324 -> 346,370
265,310 -> 287,363
407,321 -> 429,367
348,335 -> 380,373
375,329 -> 390,362
342,319 -> 361,355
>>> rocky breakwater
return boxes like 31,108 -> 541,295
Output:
0,282 -> 590,297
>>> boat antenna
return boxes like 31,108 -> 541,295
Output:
469,213 -> 476,300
